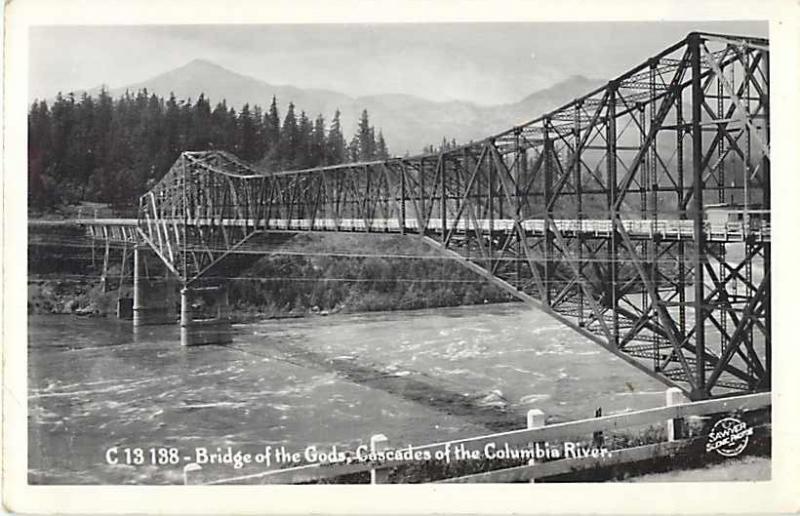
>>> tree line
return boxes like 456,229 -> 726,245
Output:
28,89 -> 390,210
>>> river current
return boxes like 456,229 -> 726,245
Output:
28,303 -> 667,484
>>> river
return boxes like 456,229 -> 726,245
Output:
28,303 -> 668,484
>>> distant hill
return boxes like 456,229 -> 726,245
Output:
68,59 -> 603,155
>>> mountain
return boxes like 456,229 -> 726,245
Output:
99,59 -> 352,125
74,59 -> 603,155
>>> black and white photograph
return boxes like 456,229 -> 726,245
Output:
4,0 -> 800,513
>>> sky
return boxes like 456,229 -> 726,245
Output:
29,21 -> 767,105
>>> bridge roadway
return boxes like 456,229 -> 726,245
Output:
31,217 -> 770,244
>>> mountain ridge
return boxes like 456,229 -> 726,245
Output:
48,59 -> 604,155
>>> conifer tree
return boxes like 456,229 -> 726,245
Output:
326,109 -> 346,165
296,111 -> 312,168
348,135 -> 360,162
279,102 -> 298,167
357,109 -> 375,160
376,131 -> 389,159
264,95 -> 281,159
26,89 -> 394,209
312,114 -> 327,166
238,104 -> 257,161
252,104 -> 264,158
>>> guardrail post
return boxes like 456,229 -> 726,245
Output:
183,463 -> 202,485
593,407 -> 604,447
527,409 -> 545,429
527,409 -> 545,483
666,387 -> 689,441
370,434 -> 390,484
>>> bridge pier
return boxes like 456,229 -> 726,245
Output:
132,245 -> 177,326
180,285 -> 233,346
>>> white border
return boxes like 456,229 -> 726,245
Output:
4,0 -> 800,514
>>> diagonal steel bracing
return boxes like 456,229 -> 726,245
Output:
136,32 -> 770,399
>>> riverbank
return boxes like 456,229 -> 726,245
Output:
28,280 -> 129,316
28,231 -> 516,318
26,276 -> 516,321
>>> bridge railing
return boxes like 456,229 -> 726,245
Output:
75,205 -> 139,220
177,216 -> 768,241
183,389 -> 769,485
36,214 -> 769,245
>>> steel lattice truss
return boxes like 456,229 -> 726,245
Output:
139,32 -> 770,399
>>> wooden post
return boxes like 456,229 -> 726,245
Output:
527,409 -> 545,483
527,409 -> 545,429
666,387 -> 689,441
370,434 -> 390,484
593,407 -> 604,447
183,463 -> 202,485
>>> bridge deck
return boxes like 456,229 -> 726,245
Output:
30,217 -> 770,243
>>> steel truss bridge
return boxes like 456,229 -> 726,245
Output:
34,32 -> 770,400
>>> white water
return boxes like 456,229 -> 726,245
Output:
28,303 -> 667,484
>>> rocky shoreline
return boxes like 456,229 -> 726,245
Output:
28,280 -> 128,317
29,232 -> 516,320
28,278 -> 495,322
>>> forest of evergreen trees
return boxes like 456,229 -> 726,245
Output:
28,89 -> 390,211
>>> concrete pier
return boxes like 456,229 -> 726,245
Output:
132,245 -> 177,326
180,285 -> 233,346
116,298 -> 133,320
